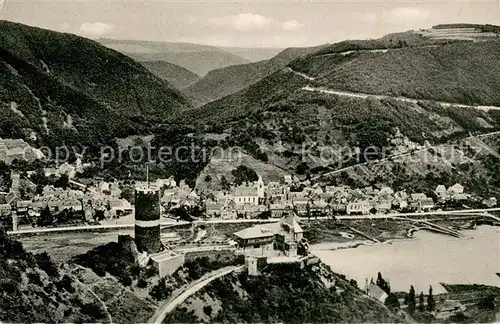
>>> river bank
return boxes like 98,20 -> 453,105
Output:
312,225 -> 499,295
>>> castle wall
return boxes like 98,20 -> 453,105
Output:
135,224 -> 161,254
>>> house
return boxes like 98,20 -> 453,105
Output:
375,201 -> 392,213
288,191 -> 307,199
221,203 -> 237,220
233,187 -> 259,205
331,203 -> 346,213
292,198 -> 309,216
366,283 -> 388,303
269,203 -> 292,218
346,201 -> 370,215
392,198 -> 408,210
266,183 -> 287,202
412,197 -> 435,211
233,226 -> 275,249
206,202 -> 223,218
378,187 -> 394,196
435,185 -> 447,198
452,193 -> 468,201
5,192 -> 19,205
109,199 -> 133,215
283,174 -> 293,185
0,204 -> 11,216
310,200 -> 329,215
410,193 -> 428,202
273,213 -> 305,257
482,197 -> 497,208
448,183 -> 464,195
16,200 -> 32,215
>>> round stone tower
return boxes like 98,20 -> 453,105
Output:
134,185 -> 161,254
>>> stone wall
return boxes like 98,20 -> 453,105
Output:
183,248 -> 236,261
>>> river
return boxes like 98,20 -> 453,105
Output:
312,226 -> 500,294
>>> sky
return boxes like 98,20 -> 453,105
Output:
1,0 -> 499,48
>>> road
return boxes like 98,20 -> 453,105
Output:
299,207 -> 500,221
301,85 -> 500,111
148,265 -> 244,324
284,66 -> 500,112
8,208 -> 500,236
7,218 -> 281,235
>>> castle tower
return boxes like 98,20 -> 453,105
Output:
134,185 -> 161,254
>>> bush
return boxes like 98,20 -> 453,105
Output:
59,275 -> 75,293
232,165 -> 259,186
35,252 -> 59,278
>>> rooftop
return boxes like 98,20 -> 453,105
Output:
233,225 -> 276,240
233,187 -> 258,197
150,250 -> 181,262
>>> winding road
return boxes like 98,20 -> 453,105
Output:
148,265 -> 245,324
284,67 -> 500,112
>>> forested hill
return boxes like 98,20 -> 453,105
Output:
0,229 -> 108,322
184,44 -> 328,105
141,60 -> 200,89
0,20 -> 191,148
183,37 -> 500,141
165,261 -> 404,323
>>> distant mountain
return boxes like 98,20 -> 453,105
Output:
0,20 -> 191,148
140,61 -> 200,89
218,47 -> 283,62
98,39 -> 250,76
184,45 -> 328,105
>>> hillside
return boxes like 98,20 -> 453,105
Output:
140,61 -> 200,89
176,35 -> 500,187
98,39 -> 250,76
0,230 -> 109,322
0,20 -> 190,148
185,45 -> 328,105
293,41 -> 500,106
164,261 -> 403,323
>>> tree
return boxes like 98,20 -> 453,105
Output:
427,285 -> 436,312
419,291 -> 425,312
35,252 -> 59,278
376,272 -> 391,294
385,293 -> 400,310
220,176 -> 230,191
55,174 -> 69,190
38,206 -> 54,227
407,285 -> 416,315
231,165 -> 258,186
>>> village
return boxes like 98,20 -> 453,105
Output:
0,157 -> 497,232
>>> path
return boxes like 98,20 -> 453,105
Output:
148,265 -> 245,324
68,273 -> 113,323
